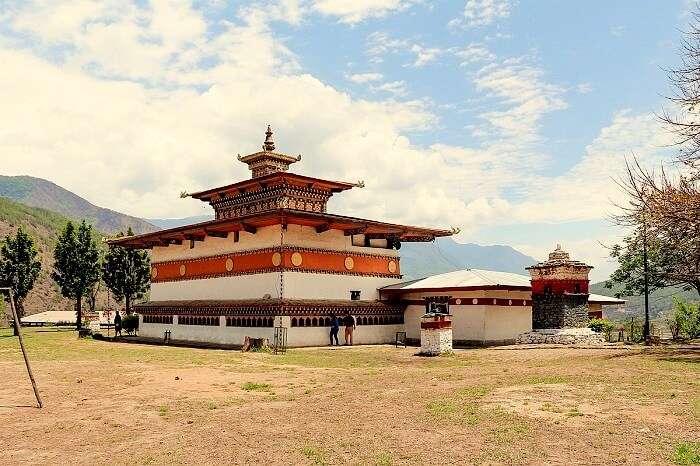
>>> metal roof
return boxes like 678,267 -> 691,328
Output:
381,269 -> 532,292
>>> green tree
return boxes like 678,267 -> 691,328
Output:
52,221 -> 100,330
673,297 -> 700,339
0,227 -> 41,334
605,227 -> 679,297
102,227 -> 150,314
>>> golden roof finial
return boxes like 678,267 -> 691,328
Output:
262,125 -> 275,151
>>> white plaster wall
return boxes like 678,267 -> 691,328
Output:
451,306 -> 487,342
483,306 -> 532,341
282,272 -> 400,300
404,305 -> 424,340
151,273 -> 281,301
286,324 -> 403,347
282,225 -> 398,258
140,322 -> 274,345
152,225 -> 283,262
139,321 -> 400,347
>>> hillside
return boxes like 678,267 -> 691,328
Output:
0,196 -> 109,316
590,281 -> 699,321
400,237 -> 537,279
0,175 -> 158,235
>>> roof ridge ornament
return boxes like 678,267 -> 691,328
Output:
263,125 -> 275,151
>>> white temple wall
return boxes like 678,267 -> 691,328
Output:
282,272 -> 400,300
150,273 -> 281,301
402,289 -> 533,346
140,321 -> 274,345
150,224 -> 400,264
286,324 -> 403,347
138,321 -> 401,347
483,306 -> 532,342
151,225 -> 283,262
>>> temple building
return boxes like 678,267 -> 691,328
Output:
110,127 -> 454,347
110,128 -> 623,348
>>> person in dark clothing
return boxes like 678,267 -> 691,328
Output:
343,312 -> 356,346
329,313 -> 340,346
114,310 -> 122,337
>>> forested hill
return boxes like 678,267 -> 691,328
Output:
0,175 -> 158,235
590,281 -> 699,321
0,196 -> 107,315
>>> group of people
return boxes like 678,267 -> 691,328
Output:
328,312 -> 356,346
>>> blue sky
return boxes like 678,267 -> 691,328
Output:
0,0 -> 692,280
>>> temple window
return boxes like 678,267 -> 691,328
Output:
574,283 -> 581,293
350,290 -> 361,301
425,296 -> 450,315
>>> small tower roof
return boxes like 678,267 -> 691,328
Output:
237,125 -> 301,178
526,244 -> 593,271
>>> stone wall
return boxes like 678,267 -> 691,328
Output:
516,328 -> 604,345
532,293 -> 589,329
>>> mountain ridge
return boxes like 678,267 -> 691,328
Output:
0,175 -> 158,235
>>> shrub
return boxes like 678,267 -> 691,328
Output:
674,298 -> 700,340
122,314 -> 139,335
589,318 -> 616,342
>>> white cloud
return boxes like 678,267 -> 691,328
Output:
0,0 -> 677,280
576,82 -> 593,94
372,80 -> 409,96
453,43 -> 496,66
408,44 -> 442,67
312,0 -> 416,24
348,72 -> 384,83
450,0 -> 512,29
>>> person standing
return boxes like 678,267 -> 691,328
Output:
114,310 -> 122,337
343,311 -> 356,346
329,313 -> 340,346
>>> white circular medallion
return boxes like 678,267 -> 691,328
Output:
151,267 -> 158,279
523,300 -> 527,306
179,264 -> 186,277
225,258 -> 234,272
472,298 -> 478,305
455,299 -> 461,305
272,252 -> 282,267
388,260 -> 397,273
508,299 -> 513,305
493,299 -> 497,305
291,252 -> 303,267
344,256 -> 355,270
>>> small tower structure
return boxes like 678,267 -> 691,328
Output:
526,245 -> 593,329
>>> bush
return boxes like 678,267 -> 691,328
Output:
121,314 -> 139,335
673,298 -> 700,340
589,318 -> 616,342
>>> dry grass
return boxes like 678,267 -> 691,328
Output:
1,328 -> 699,465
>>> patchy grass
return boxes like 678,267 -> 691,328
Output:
1,328 -> 698,465
672,442 -> 700,465
301,446 -> 327,465
527,375 -> 568,384
241,382 -> 271,392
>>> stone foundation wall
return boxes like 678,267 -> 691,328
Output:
532,293 -> 589,329
517,328 -> 604,345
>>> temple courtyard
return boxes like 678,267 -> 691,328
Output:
1,328 -> 699,465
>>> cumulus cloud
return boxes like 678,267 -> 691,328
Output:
348,72 -> 384,83
0,0 -> 677,277
449,0 -> 512,29
312,0 -> 416,24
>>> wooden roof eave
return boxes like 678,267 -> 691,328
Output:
108,209 -> 455,249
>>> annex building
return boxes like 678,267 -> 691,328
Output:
111,128 -> 623,347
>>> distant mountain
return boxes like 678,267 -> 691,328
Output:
0,175 -> 158,234
590,281 -> 699,321
147,215 -> 214,229
400,237 -> 537,280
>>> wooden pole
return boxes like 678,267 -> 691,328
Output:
2,288 -> 42,408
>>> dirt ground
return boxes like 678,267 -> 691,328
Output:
1,328 -> 698,465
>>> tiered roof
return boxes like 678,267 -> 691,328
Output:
111,126 -> 455,248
